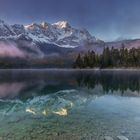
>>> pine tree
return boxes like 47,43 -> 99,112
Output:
102,47 -> 111,67
89,51 -> 96,68
73,47 -> 140,68
74,54 -> 83,68
111,47 -> 120,67
83,53 -> 89,68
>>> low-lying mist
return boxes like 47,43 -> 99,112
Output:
0,41 -> 25,58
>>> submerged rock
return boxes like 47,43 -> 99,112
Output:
121,131 -> 127,135
104,136 -> 114,140
117,136 -> 129,140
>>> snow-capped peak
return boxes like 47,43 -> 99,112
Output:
24,23 -> 41,30
52,21 -> 71,29
0,19 -> 16,37
41,21 -> 51,29
0,19 -> 102,48
25,22 -> 52,31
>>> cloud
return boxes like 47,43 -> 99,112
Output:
0,41 -> 25,57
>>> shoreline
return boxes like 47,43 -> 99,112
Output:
0,68 -> 140,71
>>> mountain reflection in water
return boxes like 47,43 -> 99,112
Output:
0,70 -> 139,117
0,70 -> 139,100
0,70 -> 140,140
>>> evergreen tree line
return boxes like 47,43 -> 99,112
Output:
74,45 -> 140,68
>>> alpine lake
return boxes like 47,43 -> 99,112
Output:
0,69 -> 140,140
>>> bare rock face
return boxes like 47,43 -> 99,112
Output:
0,19 -> 101,48
0,19 -> 102,59
0,20 -> 16,37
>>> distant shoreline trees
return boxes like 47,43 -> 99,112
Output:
73,44 -> 140,68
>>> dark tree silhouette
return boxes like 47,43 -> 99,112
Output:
74,46 -> 140,68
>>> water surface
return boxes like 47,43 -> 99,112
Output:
0,69 -> 140,140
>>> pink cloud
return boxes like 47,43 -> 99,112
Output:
0,42 -> 25,57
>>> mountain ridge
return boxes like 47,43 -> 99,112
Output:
0,19 -> 140,68
0,19 -> 101,48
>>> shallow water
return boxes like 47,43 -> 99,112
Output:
0,69 -> 140,140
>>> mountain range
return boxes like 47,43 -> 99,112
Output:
0,19 -> 140,67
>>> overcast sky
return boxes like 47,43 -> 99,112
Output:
0,0 -> 140,41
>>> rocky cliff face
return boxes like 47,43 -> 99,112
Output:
0,19 -> 101,48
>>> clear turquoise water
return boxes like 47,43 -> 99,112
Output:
0,70 -> 140,140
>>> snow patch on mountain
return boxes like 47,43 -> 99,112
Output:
52,21 -> 71,29
0,19 -> 101,48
